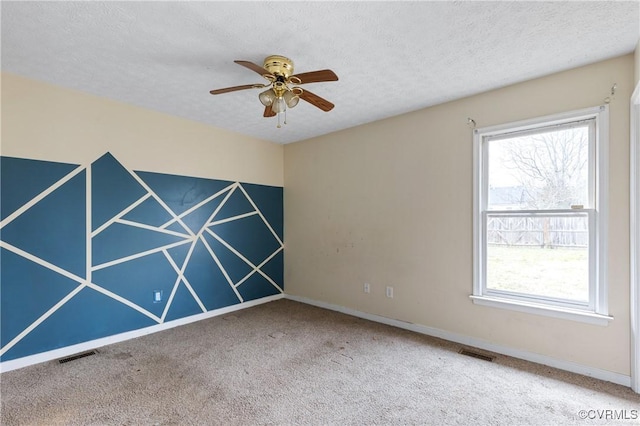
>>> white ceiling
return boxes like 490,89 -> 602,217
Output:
2,1 -> 639,144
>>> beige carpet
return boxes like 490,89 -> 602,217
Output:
1,299 -> 639,425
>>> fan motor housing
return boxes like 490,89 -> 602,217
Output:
263,55 -> 294,78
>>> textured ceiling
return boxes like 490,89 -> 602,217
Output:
2,1 -> 639,144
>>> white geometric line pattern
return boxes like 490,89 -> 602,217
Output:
210,211 -> 259,226
199,234 -> 244,302
159,184 -> 236,230
125,168 -> 198,239
91,239 -> 193,271
85,282 -> 162,323
0,284 -> 86,358
86,162 -> 93,289
114,219 -> 191,238
0,241 -> 85,285
238,247 -> 284,292
203,228 -> 283,292
90,193 -> 152,237
161,247 -> 193,323
0,153 -> 283,361
238,183 -> 283,246
0,164 -> 86,230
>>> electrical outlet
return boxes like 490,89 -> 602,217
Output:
153,290 -> 163,303
364,282 -> 370,293
386,286 -> 394,298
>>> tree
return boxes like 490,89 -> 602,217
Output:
490,126 -> 590,248
499,126 -> 589,210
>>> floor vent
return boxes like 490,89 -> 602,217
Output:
58,350 -> 98,364
458,349 -> 494,362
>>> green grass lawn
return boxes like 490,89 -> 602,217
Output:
487,244 -> 589,302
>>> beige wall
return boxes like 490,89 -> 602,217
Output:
1,72 -> 283,186
284,54 -> 634,375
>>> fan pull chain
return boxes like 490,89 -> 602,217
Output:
276,109 -> 288,129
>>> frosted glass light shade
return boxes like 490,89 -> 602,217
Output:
273,97 -> 286,113
283,90 -> 299,108
259,89 -> 276,106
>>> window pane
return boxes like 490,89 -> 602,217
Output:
487,125 -> 590,210
486,215 -> 589,303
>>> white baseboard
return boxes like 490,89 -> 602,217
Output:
0,294 -> 284,373
285,294 -> 631,388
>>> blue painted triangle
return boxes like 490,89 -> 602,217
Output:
1,156 -> 79,221
1,248 -> 80,348
181,195 -> 226,234
260,250 -> 283,290
92,222 -> 189,266
91,153 -> 147,231
164,281 -> 203,322
240,183 -> 283,241
167,243 -> 192,269
202,231 -> 252,284
236,272 -> 280,302
183,239 -> 240,311
92,251 -> 177,318
0,287 -> 156,362
122,196 -> 174,227
213,188 -> 255,222
165,221 -> 190,235
0,171 -> 86,278
135,170 -> 233,216
210,214 -> 281,267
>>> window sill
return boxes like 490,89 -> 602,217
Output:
469,295 -> 613,326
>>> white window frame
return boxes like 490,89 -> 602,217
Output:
471,106 -> 613,326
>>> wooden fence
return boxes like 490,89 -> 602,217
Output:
487,216 -> 588,248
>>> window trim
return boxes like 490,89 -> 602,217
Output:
471,105 -> 612,325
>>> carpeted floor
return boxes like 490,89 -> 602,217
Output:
1,299 -> 639,425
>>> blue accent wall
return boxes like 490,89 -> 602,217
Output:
0,153 -> 283,362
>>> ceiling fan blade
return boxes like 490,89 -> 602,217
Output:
264,105 -> 276,117
235,60 -> 272,77
290,69 -> 338,84
209,84 -> 264,95
299,89 -> 335,112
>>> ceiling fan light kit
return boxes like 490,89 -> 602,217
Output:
210,55 -> 338,128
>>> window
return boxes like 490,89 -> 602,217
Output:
472,106 -> 612,325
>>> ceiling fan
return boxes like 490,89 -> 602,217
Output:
210,55 -> 338,128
